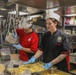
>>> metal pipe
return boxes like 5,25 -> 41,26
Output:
16,4 -> 19,17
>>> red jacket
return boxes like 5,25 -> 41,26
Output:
16,28 -> 38,61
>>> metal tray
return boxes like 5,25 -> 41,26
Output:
6,61 -> 45,75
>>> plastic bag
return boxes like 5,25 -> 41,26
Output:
5,32 -> 18,44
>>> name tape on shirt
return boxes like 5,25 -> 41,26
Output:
28,37 -> 32,41
57,36 -> 62,43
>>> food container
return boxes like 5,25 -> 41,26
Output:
0,48 -> 10,60
70,53 -> 76,64
23,70 -> 31,75
1,52 -> 10,60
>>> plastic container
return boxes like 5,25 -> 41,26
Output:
0,48 -> 10,60
24,70 -> 31,75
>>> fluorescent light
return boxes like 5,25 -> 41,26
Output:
8,11 -> 28,15
19,12 -> 28,15
0,8 -> 7,10
29,15 -> 42,19
52,8 -> 59,11
65,14 -> 76,16
0,15 -> 3,17
46,8 -> 59,12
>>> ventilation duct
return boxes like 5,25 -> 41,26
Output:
7,0 -> 76,9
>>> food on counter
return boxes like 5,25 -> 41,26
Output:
44,73 -> 58,75
19,62 -> 44,73
43,73 -> 50,75
7,62 -> 45,74
50,73 -> 59,75
7,68 -> 15,73
50,74 -> 58,75
0,64 -> 5,72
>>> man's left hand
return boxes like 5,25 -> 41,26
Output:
13,44 -> 22,50
42,62 -> 52,69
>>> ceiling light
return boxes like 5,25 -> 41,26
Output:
0,15 -> 3,17
8,11 -> 28,15
0,8 -> 7,10
29,15 -> 42,19
64,14 -> 76,16
46,8 -> 59,12
51,8 -> 59,11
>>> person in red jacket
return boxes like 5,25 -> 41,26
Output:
12,20 -> 38,61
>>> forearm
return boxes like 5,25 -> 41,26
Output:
22,47 -> 34,53
51,54 -> 67,65
22,48 -> 43,59
33,49 -> 43,59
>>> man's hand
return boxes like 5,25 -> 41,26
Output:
13,44 -> 22,50
23,57 -> 36,64
42,62 -> 52,69
12,32 -> 17,38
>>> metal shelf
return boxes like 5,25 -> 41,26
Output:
65,24 -> 76,26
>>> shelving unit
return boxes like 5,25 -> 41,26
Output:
63,6 -> 76,65
64,24 -> 76,26
64,16 -> 76,27
64,6 -> 76,71
63,6 -> 76,35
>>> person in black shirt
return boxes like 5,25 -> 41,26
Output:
23,12 -> 70,72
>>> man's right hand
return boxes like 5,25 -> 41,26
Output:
12,32 -> 17,38
23,57 -> 36,65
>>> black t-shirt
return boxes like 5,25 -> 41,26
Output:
39,30 -> 70,72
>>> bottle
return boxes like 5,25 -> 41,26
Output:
13,64 -> 19,75
74,18 -> 76,24
72,28 -> 75,34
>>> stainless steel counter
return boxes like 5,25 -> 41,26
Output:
0,54 -> 71,75
0,57 -> 10,75
70,53 -> 76,64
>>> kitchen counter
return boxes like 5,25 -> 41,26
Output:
0,54 -> 71,75
70,53 -> 76,64
0,54 -> 19,75
0,58 -> 10,75
70,70 -> 76,75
